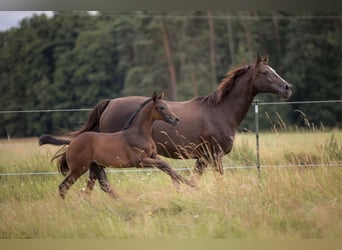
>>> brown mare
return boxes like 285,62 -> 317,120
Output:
51,92 -> 193,199
40,55 -> 292,193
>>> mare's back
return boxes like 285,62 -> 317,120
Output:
99,96 -> 148,133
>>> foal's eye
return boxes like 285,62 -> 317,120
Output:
262,71 -> 269,75
159,106 -> 165,110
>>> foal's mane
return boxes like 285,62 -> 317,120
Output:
197,64 -> 252,105
122,98 -> 152,130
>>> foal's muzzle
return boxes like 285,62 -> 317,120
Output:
169,116 -> 180,126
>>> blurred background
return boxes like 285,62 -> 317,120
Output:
0,11 -> 341,137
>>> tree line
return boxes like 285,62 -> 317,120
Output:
0,11 -> 341,137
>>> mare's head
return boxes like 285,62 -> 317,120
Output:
151,91 -> 180,126
252,55 -> 292,99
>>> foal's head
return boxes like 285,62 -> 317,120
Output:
252,55 -> 292,99
151,92 -> 179,126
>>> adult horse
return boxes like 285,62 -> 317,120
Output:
52,92 -> 193,199
40,55 -> 292,189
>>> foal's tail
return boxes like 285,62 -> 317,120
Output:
38,99 -> 111,146
52,146 -> 69,176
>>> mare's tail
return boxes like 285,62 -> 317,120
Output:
39,134 -> 70,146
52,147 -> 69,176
38,99 -> 111,146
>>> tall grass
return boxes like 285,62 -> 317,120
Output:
0,131 -> 341,238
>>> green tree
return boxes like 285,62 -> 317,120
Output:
283,13 -> 342,127
0,11 -> 341,137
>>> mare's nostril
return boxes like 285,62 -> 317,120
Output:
285,84 -> 291,91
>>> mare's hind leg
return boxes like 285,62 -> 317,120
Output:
83,162 -> 100,194
59,169 -> 87,199
82,163 -> 118,198
91,165 -> 119,198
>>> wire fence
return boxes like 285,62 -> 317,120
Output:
253,99 -> 342,169
1,163 -> 342,177
0,99 -> 341,177
1,99 -> 341,114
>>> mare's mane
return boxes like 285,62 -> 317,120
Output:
196,64 -> 252,105
122,98 -> 152,130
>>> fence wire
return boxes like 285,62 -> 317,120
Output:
1,99 -> 341,114
1,163 -> 342,177
0,99 -> 341,177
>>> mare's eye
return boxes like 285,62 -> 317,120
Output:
262,71 -> 269,75
159,106 -> 165,110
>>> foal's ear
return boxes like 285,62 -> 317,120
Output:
157,92 -> 164,100
263,55 -> 269,64
152,91 -> 157,102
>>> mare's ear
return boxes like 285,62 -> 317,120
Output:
256,53 -> 262,65
152,91 -> 157,102
263,55 -> 269,64
157,92 -> 164,100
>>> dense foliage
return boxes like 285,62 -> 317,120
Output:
0,11 -> 341,137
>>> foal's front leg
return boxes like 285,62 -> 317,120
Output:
140,157 -> 195,187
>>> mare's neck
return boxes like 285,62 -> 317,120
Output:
218,72 -> 256,129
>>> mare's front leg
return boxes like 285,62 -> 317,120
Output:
193,158 -> 208,176
141,157 -> 195,187
189,158 -> 208,184
213,151 -> 224,175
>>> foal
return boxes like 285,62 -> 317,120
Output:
54,92 -> 192,199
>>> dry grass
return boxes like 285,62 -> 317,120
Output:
0,131 -> 341,238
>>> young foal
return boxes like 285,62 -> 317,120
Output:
54,92 -> 192,199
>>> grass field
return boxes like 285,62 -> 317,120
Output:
0,130 -> 341,238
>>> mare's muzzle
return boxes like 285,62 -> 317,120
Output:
280,83 -> 292,99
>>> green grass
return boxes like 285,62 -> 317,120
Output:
0,131 -> 341,238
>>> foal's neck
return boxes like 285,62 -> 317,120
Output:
126,103 -> 154,138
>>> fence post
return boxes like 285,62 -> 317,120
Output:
254,99 -> 260,170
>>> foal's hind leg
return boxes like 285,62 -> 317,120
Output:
59,169 -> 87,199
